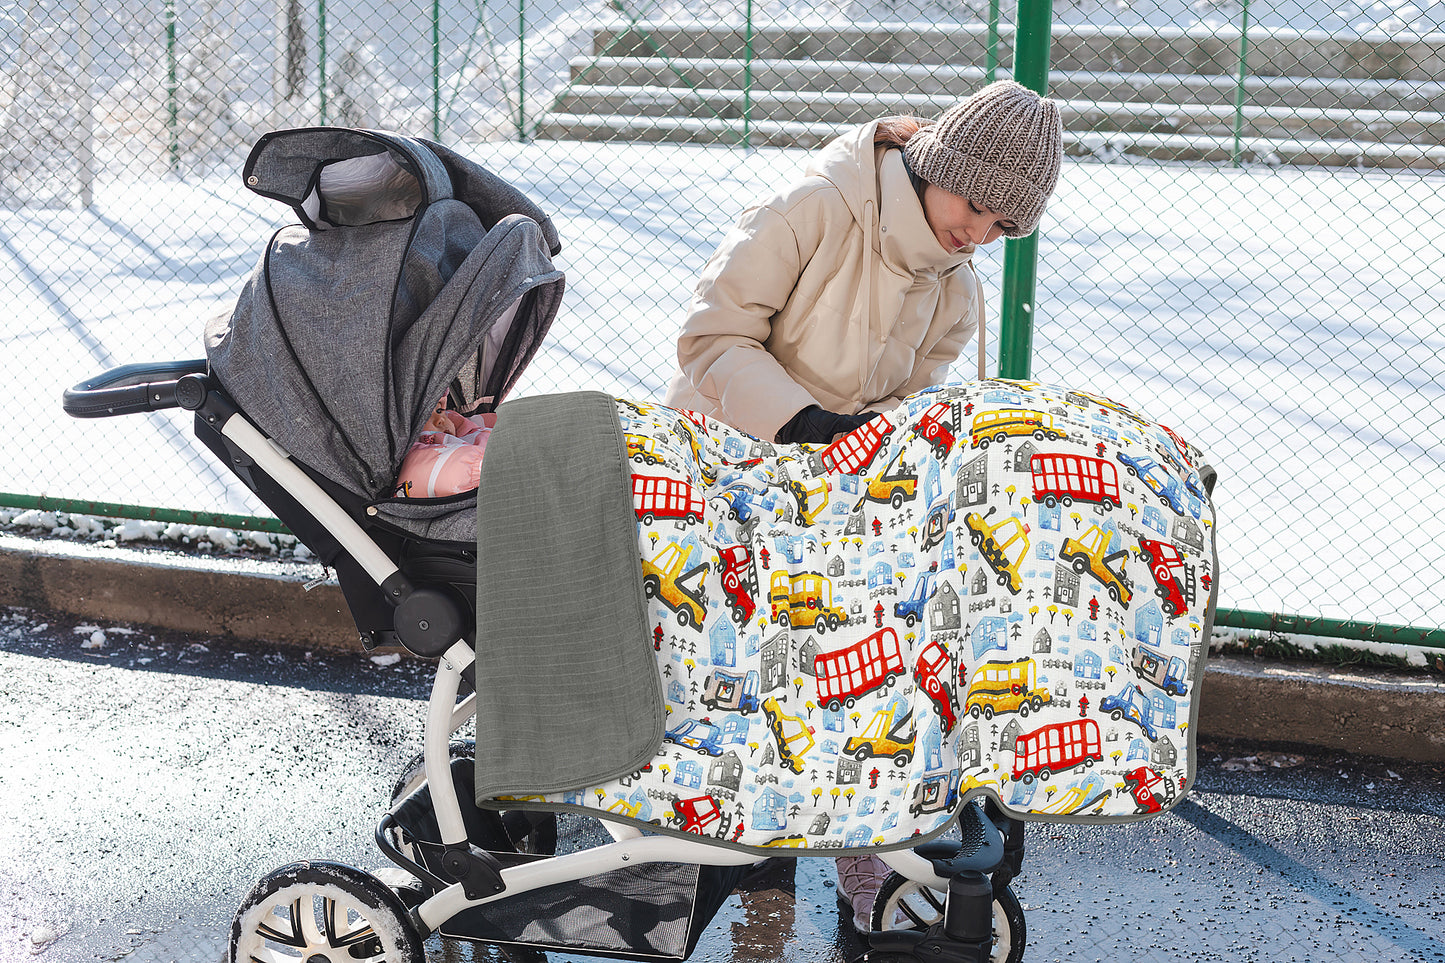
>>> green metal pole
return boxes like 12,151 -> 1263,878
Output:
318,0 -> 328,124
517,0 -> 526,140
433,0 -> 442,139
997,0 -> 1054,380
986,0 -> 1000,84
165,0 -> 178,172
1232,0 -> 1251,167
743,0 -> 753,149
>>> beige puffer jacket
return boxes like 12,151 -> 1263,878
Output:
664,121 -> 984,442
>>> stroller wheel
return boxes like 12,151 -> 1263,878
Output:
389,738 -> 476,803
870,872 -> 1025,963
229,860 -> 424,963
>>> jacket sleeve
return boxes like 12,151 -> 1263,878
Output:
872,266 -> 985,412
674,202 -> 825,442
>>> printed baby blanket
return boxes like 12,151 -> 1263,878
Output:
494,380 -> 1218,852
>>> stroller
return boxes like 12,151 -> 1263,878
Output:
64,127 -> 1215,963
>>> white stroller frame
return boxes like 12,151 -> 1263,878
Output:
64,360 -> 1028,963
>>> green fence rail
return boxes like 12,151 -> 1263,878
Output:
3,0 -> 1443,653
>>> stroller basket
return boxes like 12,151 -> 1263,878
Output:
384,745 -> 746,961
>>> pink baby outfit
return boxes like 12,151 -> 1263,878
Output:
394,403 -> 495,498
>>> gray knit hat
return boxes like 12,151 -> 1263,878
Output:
903,80 -> 1064,237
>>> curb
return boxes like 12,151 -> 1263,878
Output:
3,533 -> 1443,764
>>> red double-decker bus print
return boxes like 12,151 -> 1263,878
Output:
1011,719 -> 1102,784
819,415 -> 894,475
1029,453 -> 1121,512
814,627 -> 905,711
633,474 -> 704,525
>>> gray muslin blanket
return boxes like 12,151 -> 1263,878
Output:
472,391 -> 663,800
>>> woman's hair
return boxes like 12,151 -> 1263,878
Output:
873,116 -> 930,149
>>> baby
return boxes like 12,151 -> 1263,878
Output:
393,399 -> 495,498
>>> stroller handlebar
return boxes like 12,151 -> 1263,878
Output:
63,359 -> 210,419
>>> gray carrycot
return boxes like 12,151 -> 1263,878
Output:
205,126 -> 564,544
201,126 -> 565,645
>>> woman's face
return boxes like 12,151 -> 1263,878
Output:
921,183 -> 1017,251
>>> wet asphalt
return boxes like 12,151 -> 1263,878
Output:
1,607 -> 1441,963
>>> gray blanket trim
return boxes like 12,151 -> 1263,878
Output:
473,390 -> 663,800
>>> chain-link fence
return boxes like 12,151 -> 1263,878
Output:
3,0 -> 1443,644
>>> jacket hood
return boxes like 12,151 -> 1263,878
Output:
805,122 -> 880,228
807,122 -> 974,278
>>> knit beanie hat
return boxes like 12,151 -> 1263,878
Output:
903,80 -> 1064,237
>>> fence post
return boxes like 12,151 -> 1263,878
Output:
986,0 -> 1000,84
517,0 -> 526,140
743,0 -> 754,150
318,0 -> 328,124
996,0 -> 1054,380
433,0 -> 442,139
78,0 -> 95,207
165,0 -> 179,173
1232,0 -> 1251,167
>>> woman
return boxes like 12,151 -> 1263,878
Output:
665,78 -> 1064,448
663,79 -> 1065,934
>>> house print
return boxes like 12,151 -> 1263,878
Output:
1012,440 -> 1039,473
922,723 -> 945,770
956,453 -> 988,507
1147,691 -> 1178,730
1032,628 -> 1052,654
709,751 -> 743,792
1172,516 -> 1205,554
929,581 -> 963,631
958,724 -> 982,767
674,759 -> 703,789
836,757 -> 863,785
748,439 -> 777,459
1074,649 -> 1103,679
798,637 -> 821,676
709,617 -> 737,668
1151,735 -> 1179,768
753,787 -> 789,832
760,632 -> 790,692
1053,564 -> 1081,607
999,718 -> 1023,752
868,561 -> 895,593
1133,605 -> 1165,647
718,716 -> 750,746
1037,498 -> 1062,531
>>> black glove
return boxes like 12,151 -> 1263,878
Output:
775,405 -> 876,444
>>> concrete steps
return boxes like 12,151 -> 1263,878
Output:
532,22 -> 1445,169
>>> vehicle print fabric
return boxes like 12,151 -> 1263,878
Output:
504,380 -> 1217,851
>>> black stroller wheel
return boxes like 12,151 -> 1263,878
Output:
230,860 -> 424,963
388,739 -> 557,857
389,738 -> 477,804
870,872 -> 1025,963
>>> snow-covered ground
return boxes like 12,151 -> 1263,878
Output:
3,137 -> 1443,634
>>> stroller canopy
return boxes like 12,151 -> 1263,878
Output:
205,127 -> 565,511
